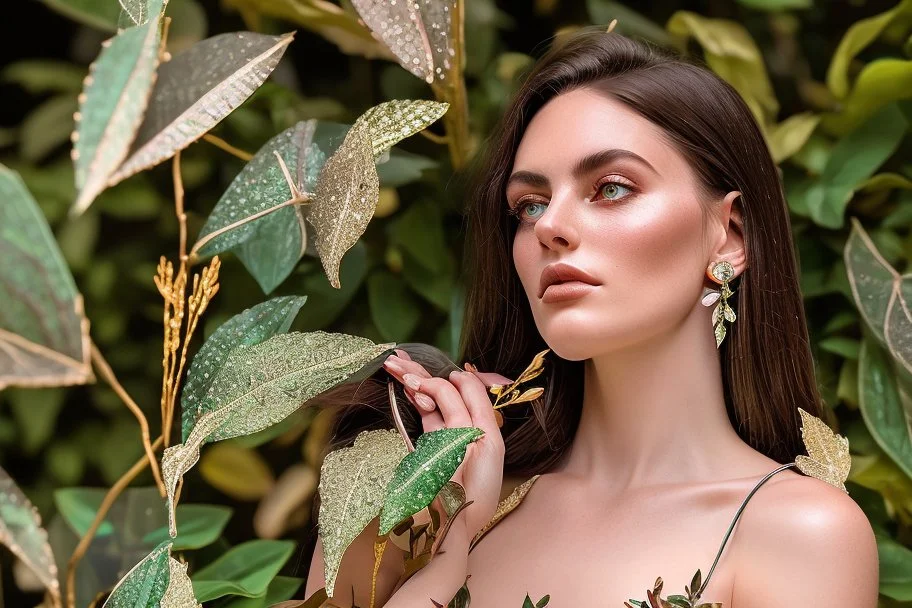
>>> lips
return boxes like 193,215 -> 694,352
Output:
538,262 -> 601,298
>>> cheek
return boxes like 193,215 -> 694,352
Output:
512,230 -> 539,296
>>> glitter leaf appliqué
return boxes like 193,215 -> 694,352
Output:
794,406 -> 851,493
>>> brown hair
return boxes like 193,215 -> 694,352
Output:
300,27 -> 823,540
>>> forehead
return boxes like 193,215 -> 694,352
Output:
511,86 -> 676,176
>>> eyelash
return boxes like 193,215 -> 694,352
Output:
506,176 -> 636,223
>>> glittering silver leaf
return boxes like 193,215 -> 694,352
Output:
110,31 -> 294,184
308,119 -> 379,289
318,429 -> 409,597
161,556 -> 200,608
162,331 -> 395,537
0,165 -> 93,389
0,466 -> 59,605
351,0 -> 457,84
71,17 -> 161,216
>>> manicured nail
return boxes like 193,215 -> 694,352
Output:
464,362 -> 477,372
402,373 -> 421,390
415,393 -> 435,410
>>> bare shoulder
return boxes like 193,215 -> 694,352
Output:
731,472 -> 879,607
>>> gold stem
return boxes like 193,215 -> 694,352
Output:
65,436 -> 164,608
431,0 -> 470,169
173,151 -> 187,264
202,133 -> 254,161
89,342 -> 165,496
417,128 -> 449,145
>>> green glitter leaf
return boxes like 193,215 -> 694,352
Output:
102,541 -> 172,608
71,18 -> 161,217
180,296 -> 308,442
0,465 -> 60,606
0,164 -> 93,390
117,0 -> 166,28
379,426 -> 484,536
110,31 -> 294,185
352,99 -> 449,159
317,429 -> 409,598
162,331 -> 394,537
193,120 -> 325,294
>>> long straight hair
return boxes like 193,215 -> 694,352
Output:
301,27 -> 823,535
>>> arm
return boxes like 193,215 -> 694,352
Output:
731,477 -> 879,607
304,514 -> 471,607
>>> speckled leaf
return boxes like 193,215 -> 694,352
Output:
162,331 -> 394,536
181,296 -> 308,442
0,466 -> 59,605
110,31 -> 294,184
71,18 -> 161,216
0,165 -> 93,390
102,541 -> 171,608
351,0 -> 457,84
353,100 -> 449,159
118,0 -> 166,27
379,426 -> 484,535
318,429 -> 409,597
161,556 -> 200,608
193,120 -> 324,294
308,119 -> 379,289
795,407 -> 851,493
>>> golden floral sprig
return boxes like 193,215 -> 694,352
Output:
625,570 -> 721,608
154,255 -> 221,448
488,348 -> 550,411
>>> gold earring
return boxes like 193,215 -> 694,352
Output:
701,261 -> 736,348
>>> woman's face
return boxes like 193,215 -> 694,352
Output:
508,87 -> 723,360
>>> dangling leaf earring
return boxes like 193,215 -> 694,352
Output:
701,260 -> 737,348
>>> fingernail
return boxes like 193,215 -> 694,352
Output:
464,362 -> 477,372
415,393 -> 435,410
402,373 -> 421,390
395,349 -> 408,358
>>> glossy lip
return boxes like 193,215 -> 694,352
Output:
541,281 -> 598,304
538,262 -> 601,299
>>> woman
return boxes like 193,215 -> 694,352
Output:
303,27 -> 878,607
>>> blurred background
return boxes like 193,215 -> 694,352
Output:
1,0 -> 911,606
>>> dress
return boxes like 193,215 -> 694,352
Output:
464,463 -> 799,607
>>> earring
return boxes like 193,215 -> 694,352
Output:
701,261 -> 736,348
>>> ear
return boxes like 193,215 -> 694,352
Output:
709,190 -> 746,277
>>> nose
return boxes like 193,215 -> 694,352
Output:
533,190 -> 580,250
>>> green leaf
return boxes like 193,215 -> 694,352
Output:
734,0 -> 812,10
0,164 -> 93,389
42,0 -> 121,30
826,0 -> 912,99
0,466 -> 60,604
21,95 -> 78,163
389,200 -> 449,273
220,576 -> 303,608
823,58 -> 912,135
318,429 -> 409,597
181,296 -> 308,442
162,331 -> 394,536
194,121 -> 325,294
878,531 -> 912,600
117,0 -> 166,28
102,541 -> 172,608
112,31 -> 294,184
368,270 -> 423,342
2,60 -> 87,94
587,1 -> 672,46
376,149 -> 438,187
191,539 -> 295,602
142,504 -> 232,550
54,488 -> 115,538
811,103 -> 907,228
71,18 -> 162,216
379,426 -> 485,535
858,337 -> 912,480
400,249 -> 455,311
5,387 -> 65,455
291,240 -> 367,331
818,336 -> 861,360
767,112 -> 820,164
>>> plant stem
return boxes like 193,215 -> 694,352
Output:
65,435 -> 164,608
173,151 -> 187,264
89,342 -> 165,496
431,0 -> 470,169
202,133 -> 253,161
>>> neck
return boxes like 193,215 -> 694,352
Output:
554,304 -> 754,493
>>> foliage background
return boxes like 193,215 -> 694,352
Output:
1,0 -> 911,605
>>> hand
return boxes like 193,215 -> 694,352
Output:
382,350 -> 513,546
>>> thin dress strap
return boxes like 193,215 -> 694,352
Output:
695,463 -> 798,598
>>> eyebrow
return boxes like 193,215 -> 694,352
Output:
506,148 -> 659,190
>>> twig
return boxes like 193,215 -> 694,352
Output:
65,435 -> 165,608
89,343 -> 165,496
173,151 -> 187,264
417,128 -> 448,145
202,133 -> 253,161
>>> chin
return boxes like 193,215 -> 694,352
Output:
533,311 -> 607,361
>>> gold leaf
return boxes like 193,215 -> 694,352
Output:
794,407 -> 851,493
722,304 -> 736,323
161,557 -> 201,608
509,387 -> 544,405
714,322 -> 726,347
353,99 -> 449,159
308,119 -> 379,289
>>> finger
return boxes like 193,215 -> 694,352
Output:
448,371 -> 502,440
471,370 -> 515,387
383,355 -> 432,379
394,349 -> 412,361
418,408 -> 445,433
408,376 -> 473,428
